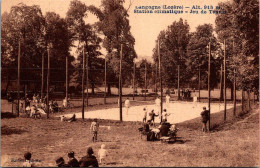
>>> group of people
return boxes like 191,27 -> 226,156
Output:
141,119 -> 178,141
22,145 -> 107,167
142,108 -> 171,125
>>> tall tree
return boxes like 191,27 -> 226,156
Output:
186,24 -> 219,90
66,0 -> 103,94
215,0 -> 259,92
44,12 -> 74,93
88,0 -> 137,94
1,3 -> 45,92
152,18 -> 190,89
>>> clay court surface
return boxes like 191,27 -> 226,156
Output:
62,101 -> 234,123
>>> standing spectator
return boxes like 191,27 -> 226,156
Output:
142,107 -> 147,123
200,107 -> 210,132
67,151 -> 79,167
124,97 -> 130,115
90,119 -> 99,142
79,147 -> 99,167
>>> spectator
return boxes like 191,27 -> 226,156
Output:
159,122 -> 170,137
79,147 -> 99,167
98,144 -> 107,164
200,107 -> 210,132
56,157 -> 69,167
22,152 -> 34,167
67,151 -> 79,167
90,119 -> 99,142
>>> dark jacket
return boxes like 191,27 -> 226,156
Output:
79,155 -> 99,167
68,158 -> 79,167
160,123 -> 170,137
201,110 -> 210,123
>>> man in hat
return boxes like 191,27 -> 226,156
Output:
200,107 -> 210,132
55,157 -> 69,167
67,151 -> 79,167
79,147 -> 99,167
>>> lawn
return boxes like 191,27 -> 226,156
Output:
1,100 -> 259,167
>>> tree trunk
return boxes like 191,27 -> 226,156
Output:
91,83 -> 95,95
230,83 -> 234,101
107,83 -> 111,95
5,77 -> 10,93
247,90 -> 250,110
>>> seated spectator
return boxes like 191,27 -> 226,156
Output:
79,147 -> 99,167
22,152 -> 34,167
30,105 -> 37,117
159,122 -> 170,137
56,157 -> 69,167
25,106 -> 31,117
67,151 -> 79,167
143,120 -> 150,132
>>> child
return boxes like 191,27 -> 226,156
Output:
90,118 -> 99,142
98,144 -> 107,164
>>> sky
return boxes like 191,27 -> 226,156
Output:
1,0 -> 227,62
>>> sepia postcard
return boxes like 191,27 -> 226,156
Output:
1,0 -> 259,167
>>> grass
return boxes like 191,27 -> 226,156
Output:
1,99 -> 259,167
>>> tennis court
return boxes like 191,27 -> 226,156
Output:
62,101 -> 235,124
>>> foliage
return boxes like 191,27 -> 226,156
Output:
215,0 -> 259,91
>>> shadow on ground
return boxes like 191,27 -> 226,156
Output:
1,112 -> 17,119
1,125 -> 28,135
